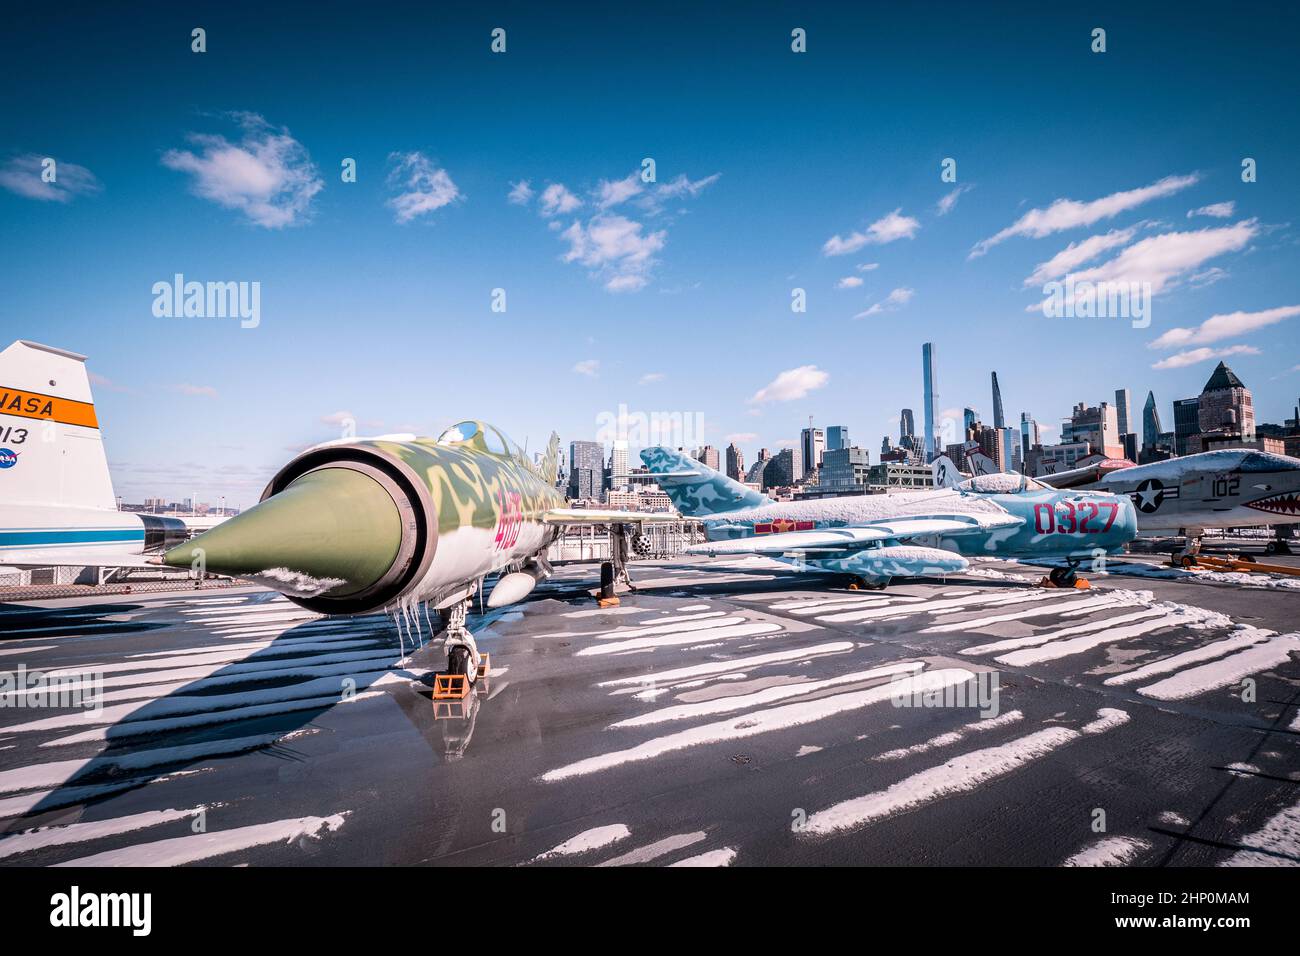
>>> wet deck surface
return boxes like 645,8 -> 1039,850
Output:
1,555 -> 1298,867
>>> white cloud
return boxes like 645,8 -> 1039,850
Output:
560,214 -> 666,292
386,152 -> 461,224
1151,344 -> 1260,370
531,170 -> 716,292
855,287 -> 914,319
749,365 -> 830,403
0,153 -> 101,202
171,383 -> 218,397
161,113 -> 323,228
936,184 -> 972,216
540,182 -> 582,217
573,359 -> 600,377
836,276 -> 864,289
857,262 -> 880,272
1187,201 -> 1235,219
596,173 -> 643,208
971,173 -> 1198,257
1031,220 -> 1258,312
656,172 -> 721,200
726,432 -> 758,444
1149,304 -> 1300,350
638,372 -> 665,385
1024,227 -> 1139,287
507,180 -> 534,205
823,209 -> 920,256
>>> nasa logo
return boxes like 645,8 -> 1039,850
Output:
0,447 -> 18,469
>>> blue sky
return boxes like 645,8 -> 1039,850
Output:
2,2 -> 1298,504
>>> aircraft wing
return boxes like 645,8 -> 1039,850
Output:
686,513 -> 1021,557
542,508 -> 683,526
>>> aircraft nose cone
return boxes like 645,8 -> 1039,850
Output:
163,466 -> 404,599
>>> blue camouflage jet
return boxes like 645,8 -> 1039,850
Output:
640,448 -> 1138,588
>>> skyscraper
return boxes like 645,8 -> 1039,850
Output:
1198,361 -> 1255,440
1142,391 -> 1163,449
826,425 -> 850,452
695,445 -> 720,471
1020,412 -> 1040,459
608,440 -> 629,492
800,424 -> 825,473
899,408 -> 915,443
1114,388 -> 1133,437
1173,398 -> 1200,456
568,440 -> 603,500
922,343 -> 938,462
991,371 -> 1005,429
725,442 -> 745,481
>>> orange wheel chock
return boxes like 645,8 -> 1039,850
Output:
432,673 -> 470,701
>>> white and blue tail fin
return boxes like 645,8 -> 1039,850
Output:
0,340 -> 116,510
932,455 -> 963,490
640,447 -> 771,516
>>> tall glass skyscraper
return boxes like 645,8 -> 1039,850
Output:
991,371 -> 1005,429
922,343 -> 938,461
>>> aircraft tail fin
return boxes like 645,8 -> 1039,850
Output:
539,432 -> 561,487
639,446 -> 771,516
932,455 -> 962,489
0,340 -> 116,510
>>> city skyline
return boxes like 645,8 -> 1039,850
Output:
4,4 -> 1299,502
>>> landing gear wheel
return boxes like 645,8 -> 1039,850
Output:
447,645 -> 477,686
1179,555 -> 1198,569
1236,554 -> 1256,564
1049,566 -> 1077,588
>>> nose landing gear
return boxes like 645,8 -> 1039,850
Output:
1040,561 -> 1091,589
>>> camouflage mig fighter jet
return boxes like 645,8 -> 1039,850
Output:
163,421 -> 679,683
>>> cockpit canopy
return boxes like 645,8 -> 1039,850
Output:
435,420 -> 525,459
958,473 -> 1052,494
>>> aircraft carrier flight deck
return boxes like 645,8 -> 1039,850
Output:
1,554 -> 1297,868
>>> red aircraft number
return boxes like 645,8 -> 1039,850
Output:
1033,501 -> 1118,535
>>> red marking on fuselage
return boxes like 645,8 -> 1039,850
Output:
494,488 -> 523,550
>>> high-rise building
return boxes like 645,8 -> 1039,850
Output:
922,343 -> 938,461
745,458 -> 770,486
1114,388 -> 1133,437
1061,401 -> 1123,458
608,441 -> 629,492
725,442 -> 745,481
1172,398 -> 1200,456
1197,362 -> 1255,440
1020,412 -> 1040,460
567,440 -> 603,500
765,448 -> 797,489
1142,391 -> 1163,449
881,435 -> 892,456
826,425 -> 850,452
695,445 -> 720,472
800,424 -> 825,473
963,407 -> 979,440
900,408 -> 915,444
991,372 -> 1006,429
820,447 -> 871,491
